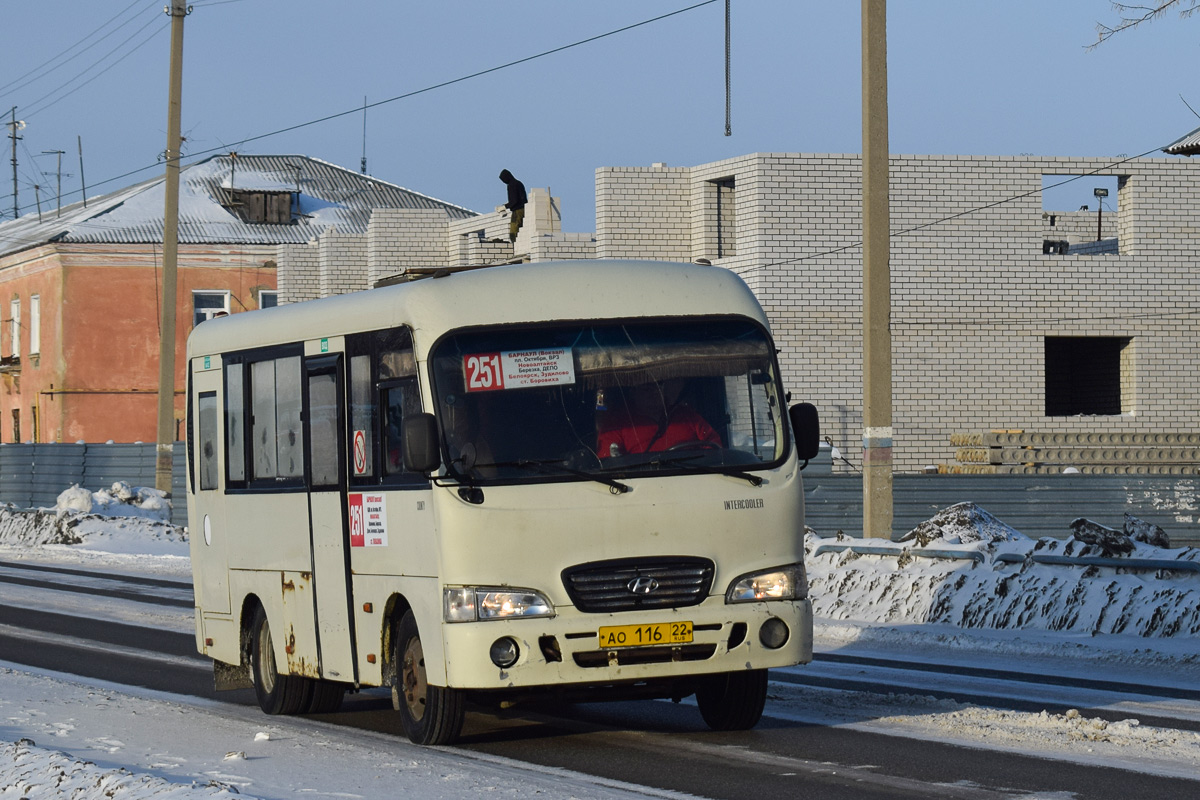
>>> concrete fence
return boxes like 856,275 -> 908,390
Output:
803,473 -> 1200,548
0,444 -> 1196,548
0,443 -> 188,527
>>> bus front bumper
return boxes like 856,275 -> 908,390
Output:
439,598 -> 812,691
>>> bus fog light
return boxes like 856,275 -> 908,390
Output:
490,637 -> 520,668
759,617 -> 789,649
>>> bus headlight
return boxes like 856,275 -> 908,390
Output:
725,563 -> 808,603
444,587 -> 555,622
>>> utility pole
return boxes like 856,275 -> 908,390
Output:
7,108 -> 23,220
155,0 -> 190,494
861,0 -> 893,538
77,136 -> 88,208
42,150 -> 66,217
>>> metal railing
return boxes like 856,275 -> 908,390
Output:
811,542 -> 1200,574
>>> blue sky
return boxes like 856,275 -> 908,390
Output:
1,1 -> 1196,231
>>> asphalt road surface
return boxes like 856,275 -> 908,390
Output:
0,559 -> 1196,800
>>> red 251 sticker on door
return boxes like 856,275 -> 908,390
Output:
464,348 -> 575,392
348,493 -> 387,547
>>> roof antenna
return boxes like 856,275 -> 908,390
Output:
360,95 -> 368,174
1181,93 -> 1200,122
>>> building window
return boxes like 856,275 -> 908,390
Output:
29,295 -> 39,355
1041,174 -> 1121,255
258,290 -> 278,309
9,298 -> 19,358
193,291 -> 230,327
10,409 -> 18,443
712,177 -> 736,258
228,190 -> 294,225
1045,337 -> 1133,416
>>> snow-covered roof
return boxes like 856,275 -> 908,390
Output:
0,154 -> 477,259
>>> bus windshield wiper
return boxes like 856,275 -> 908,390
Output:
646,454 -> 764,487
476,459 -> 632,494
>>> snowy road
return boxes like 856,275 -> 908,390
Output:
1,553 -> 1198,799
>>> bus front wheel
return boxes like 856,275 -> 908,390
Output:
249,606 -> 310,715
392,610 -> 465,745
695,669 -> 768,731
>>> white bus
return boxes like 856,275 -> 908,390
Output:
186,259 -> 820,745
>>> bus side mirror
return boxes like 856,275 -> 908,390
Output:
402,413 -> 441,473
789,402 -> 820,462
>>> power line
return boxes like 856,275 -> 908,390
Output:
754,147 -> 1166,272
20,17 -> 169,120
180,1 -> 722,162
9,0 -> 723,215
0,1 -> 155,103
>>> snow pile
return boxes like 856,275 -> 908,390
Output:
55,482 -> 172,522
806,502 -> 1200,638
0,485 -> 185,555
0,738 -> 244,800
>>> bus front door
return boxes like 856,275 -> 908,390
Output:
305,355 -> 358,682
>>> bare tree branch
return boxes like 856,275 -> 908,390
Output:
1089,0 -> 1199,49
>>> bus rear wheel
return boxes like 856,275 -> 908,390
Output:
249,606 -> 310,715
391,610 -> 465,745
695,669 -> 768,731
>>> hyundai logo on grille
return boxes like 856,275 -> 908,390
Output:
627,576 -> 660,595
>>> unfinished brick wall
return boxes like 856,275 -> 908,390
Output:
593,154 -> 1200,472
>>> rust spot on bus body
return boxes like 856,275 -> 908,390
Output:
284,625 -> 320,678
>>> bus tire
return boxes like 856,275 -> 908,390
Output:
695,669 -> 768,731
391,610 -> 465,745
304,680 -> 345,714
249,606 -> 309,716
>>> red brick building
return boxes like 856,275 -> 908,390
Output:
0,154 -> 474,443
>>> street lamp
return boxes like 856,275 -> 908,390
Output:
1093,187 -> 1108,241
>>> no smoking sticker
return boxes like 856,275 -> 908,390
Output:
352,430 -> 368,475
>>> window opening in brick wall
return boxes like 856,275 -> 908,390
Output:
29,295 -> 39,355
712,177 -> 736,258
1041,175 -> 1120,255
1044,336 -> 1132,416
9,297 -> 19,359
258,290 -> 278,309
193,290 -> 230,327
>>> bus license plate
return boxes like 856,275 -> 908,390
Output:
597,621 -> 693,648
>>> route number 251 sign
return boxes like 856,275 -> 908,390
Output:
464,348 -> 575,392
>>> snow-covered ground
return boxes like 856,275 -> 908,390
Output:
1,487 -> 1198,797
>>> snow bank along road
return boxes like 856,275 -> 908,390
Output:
1,555 -> 1198,800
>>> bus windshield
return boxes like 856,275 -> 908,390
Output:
428,318 -> 787,483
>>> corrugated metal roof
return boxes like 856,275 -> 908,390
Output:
0,154 -> 477,259
1165,124 -> 1200,156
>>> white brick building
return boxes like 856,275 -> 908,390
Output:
275,153 -> 1200,473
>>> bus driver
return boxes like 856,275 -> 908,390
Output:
597,379 -> 722,458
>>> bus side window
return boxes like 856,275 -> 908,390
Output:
383,379 -> 422,478
349,354 -> 376,479
308,372 -> 340,487
197,391 -> 218,490
225,364 -> 246,482
249,355 -> 305,483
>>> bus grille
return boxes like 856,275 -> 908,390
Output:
561,557 -> 714,613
